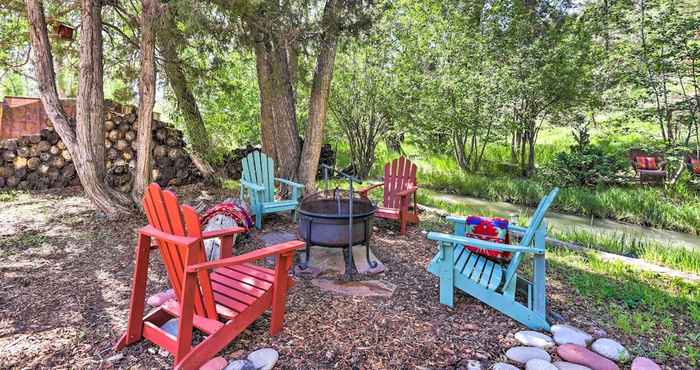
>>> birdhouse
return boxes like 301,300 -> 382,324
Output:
52,22 -> 75,41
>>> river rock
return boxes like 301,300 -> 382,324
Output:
505,346 -> 551,364
493,363 -> 520,370
557,344 -> 619,370
515,331 -> 556,349
551,324 -> 594,347
247,348 -> 279,370
591,338 -> 630,362
199,357 -> 227,370
630,357 -> 661,370
526,359 -> 558,370
553,361 -> 592,370
225,360 -> 256,370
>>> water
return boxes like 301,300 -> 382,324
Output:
432,193 -> 700,252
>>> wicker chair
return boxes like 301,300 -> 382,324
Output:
629,149 -> 667,185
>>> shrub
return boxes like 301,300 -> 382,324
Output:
541,145 -> 627,187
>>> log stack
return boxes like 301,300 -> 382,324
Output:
219,143 -> 336,180
0,102 -> 199,192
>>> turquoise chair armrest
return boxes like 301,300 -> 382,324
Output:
427,232 -> 544,254
240,180 -> 265,192
275,178 -> 304,189
509,225 -> 527,234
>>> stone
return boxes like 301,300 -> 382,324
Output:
311,278 -> 397,297
259,231 -> 296,246
225,360 -> 256,370
630,357 -> 661,370
553,362 -> 592,370
505,346 -> 551,364
298,246 -> 346,276
202,213 -> 239,261
591,338 -> 630,362
159,318 -> 179,337
199,356 -> 228,370
247,348 -> 279,370
457,359 -> 482,370
526,359 -> 558,370
514,330 -> 556,349
493,363 -> 520,370
105,353 -> 124,363
351,245 -> 386,274
146,289 -> 176,307
557,344 -> 620,370
551,324 -> 594,347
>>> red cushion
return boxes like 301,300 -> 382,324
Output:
464,216 -> 511,263
691,159 -> 700,174
636,156 -> 657,170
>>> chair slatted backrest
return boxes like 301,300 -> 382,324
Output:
241,151 -> 275,203
502,187 -> 559,288
143,183 -> 218,320
383,156 -> 417,208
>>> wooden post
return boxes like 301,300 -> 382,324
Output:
439,241 -> 455,307
270,252 -> 292,335
532,222 -> 547,317
119,233 -> 151,348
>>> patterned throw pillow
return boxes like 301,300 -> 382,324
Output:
636,156 -> 657,170
691,159 -> 700,174
464,215 -> 512,263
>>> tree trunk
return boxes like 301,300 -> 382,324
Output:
253,34 -> 278,163
25,0 -> 131,217
132,0 -> 159,204
268,34 -> 301,181
297,0 -> 340,191
158,7 -> 216,180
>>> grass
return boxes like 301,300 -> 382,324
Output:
0,190 -> 23,202
548,247 -> 700,364
331,138 -> 700,235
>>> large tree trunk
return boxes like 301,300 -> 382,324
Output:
253,35 -> 278,163
25,0 -> 131,217
132,0 -> 159,204
267,35 -> 301,181
77,0 -> 106,179
297,0 -> 340,190
158,7 -> 216,180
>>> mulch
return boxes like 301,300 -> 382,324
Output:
0,183 -> 689,369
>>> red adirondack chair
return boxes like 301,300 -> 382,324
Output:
115,183 -> 304,369
358,156 -> 419,235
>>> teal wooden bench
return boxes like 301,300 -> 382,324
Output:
427,188 -> 559,331
240,151 -> 304,229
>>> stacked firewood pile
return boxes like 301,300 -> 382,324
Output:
0,103 -> 199,191
219,143 -> 336,180
0,129 -> 77,190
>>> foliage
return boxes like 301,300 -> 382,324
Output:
542,145 -> 627,187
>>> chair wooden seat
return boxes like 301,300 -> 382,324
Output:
115,184 -> 304,369
375,207 -> 401,220
427,188 -> 559,331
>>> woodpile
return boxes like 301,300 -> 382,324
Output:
219,143 -> 336,180
0,102 -> 199,191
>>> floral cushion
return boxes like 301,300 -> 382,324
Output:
464,215 -> 511,263
691,159 -> 700,174
636,156 -> 657,170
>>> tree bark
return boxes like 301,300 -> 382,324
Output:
158,7 -> 216,180
132,0 -> 159,204
253,34 -> 278,163
26,0 -> 131,217
297,0 -> 340,190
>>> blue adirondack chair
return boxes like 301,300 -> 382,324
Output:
240,151 -> 304,229
427,188 -> 559,331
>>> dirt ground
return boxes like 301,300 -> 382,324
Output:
0,184 -> 692,369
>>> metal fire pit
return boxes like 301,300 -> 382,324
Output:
297,165 -> 377,277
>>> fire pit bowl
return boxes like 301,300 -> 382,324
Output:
297,189 -> 377,275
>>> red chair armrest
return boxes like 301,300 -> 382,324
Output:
186,240 -> 305,272
358,182 -> 384,196
397,186 -> 418,197
139,225 -> 199,247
